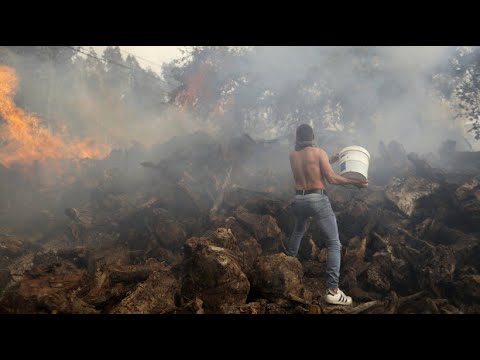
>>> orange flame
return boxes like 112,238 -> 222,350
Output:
175,63 -> 214,111
0,65 -> 110,167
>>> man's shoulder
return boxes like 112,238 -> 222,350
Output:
290,147 -> 325,156
316,147 -> 327,155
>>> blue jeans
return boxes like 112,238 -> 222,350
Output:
286,193 -> 341,289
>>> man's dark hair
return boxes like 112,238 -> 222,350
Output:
296,124 -> 314,142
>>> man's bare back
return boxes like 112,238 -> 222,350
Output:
289,147 -> 367,190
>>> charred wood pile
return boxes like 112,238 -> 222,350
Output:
0,133 -> 479,314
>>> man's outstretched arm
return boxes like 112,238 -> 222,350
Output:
319,149 -> 368,188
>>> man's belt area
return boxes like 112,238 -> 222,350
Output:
295,188 -> 327,196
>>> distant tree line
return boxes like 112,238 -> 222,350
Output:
0,46 -> 170,147
165,46 -> 480,142
1,46 -> 479,148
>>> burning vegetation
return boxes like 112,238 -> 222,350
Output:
0,65 -> 109,167
0,46 -> 479,314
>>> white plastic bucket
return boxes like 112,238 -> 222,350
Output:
339,146 -> 370,181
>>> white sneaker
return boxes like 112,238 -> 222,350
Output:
325,289 -> 353,306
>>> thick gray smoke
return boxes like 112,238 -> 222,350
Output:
232,46 -> 476,154
0,47 -> 199,233
0,46 -> 478,236
4,46 -> 475,157
0,47 -> 196,152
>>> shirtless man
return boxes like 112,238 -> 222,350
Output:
287,124 -> 368,305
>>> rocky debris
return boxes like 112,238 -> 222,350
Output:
250,253 -> 311,303
82,260 -> 166,311
340,236 -> 369,296
1,134 -> 480,314
234,207 -> 285,254
223,187 -> 282,214
407,153 -> 442,181
298,236 -> 318,261
417,245 -> 457,297
385,177 -> 441,217
0,261 -> 96,314
180,232 -> 250,312
454,275 -> 480,303
32,247 -> 96,275
202,227 -> 262,276
220,300 -> 268,314
119,206 -> 187,253
0,269 -> 12,295
111,265 -> 179,314
0,235 -> 39,263
6,253 -> 35,283
454,179 -> 480,230
210,216 -> 251,242
364,249 -> 409,295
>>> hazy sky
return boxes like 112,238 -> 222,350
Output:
91,46 -> 184,74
